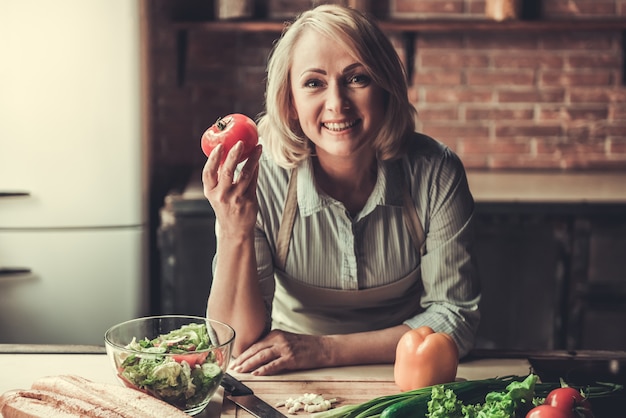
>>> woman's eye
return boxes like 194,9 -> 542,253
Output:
347,74 -> 370,86
304,79 -> 324,88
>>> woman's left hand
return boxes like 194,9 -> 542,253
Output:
229,330 -> 330,376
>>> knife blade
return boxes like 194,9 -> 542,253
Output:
220,373 -> 288,418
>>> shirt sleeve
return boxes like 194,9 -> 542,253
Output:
402,148 -> 481,358
254,221 -> 278,332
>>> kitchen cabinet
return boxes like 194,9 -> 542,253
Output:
158,192 -> 215,317
567,217 -> 626,350
472,211 -> 565,350
468,172 -> 626,351
472,205 -> 626,351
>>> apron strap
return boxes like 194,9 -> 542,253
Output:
275,169 -> 298,271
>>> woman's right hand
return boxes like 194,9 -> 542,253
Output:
202,141 -> 263,239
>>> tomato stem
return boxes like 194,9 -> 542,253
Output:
215,116 -> 232,131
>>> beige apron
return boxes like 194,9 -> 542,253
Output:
271,168 -> 426,335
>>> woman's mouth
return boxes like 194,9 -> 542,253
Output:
322,120 -> 359,132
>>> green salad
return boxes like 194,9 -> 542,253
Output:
117,322 -> 224,410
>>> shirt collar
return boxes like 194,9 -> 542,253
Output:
295,158 -> 405,218
296,158 -> 328,217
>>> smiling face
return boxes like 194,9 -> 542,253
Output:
288,29 -> 387,162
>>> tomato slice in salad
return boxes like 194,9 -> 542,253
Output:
171,352 -> 209,368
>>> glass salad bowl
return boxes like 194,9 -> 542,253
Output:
104,315 -> 235,416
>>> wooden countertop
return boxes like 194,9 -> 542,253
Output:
174,170 -> 626,207
0,348 -> 531,417
466,171 -> 626,204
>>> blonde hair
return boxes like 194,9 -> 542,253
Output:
257,4 -> 417,168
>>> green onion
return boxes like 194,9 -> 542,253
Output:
312,375 -> 624,418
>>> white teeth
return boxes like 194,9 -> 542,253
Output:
323,120 -> 357,131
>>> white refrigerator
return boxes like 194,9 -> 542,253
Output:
0,0 -> 148,344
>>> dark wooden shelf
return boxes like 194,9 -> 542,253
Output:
172,18 -> 626,33
378,18 -> 626,32
171,18 -> 626,87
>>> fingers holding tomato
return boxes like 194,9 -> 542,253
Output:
201,114 -> 262,237
232,143 -> 262,190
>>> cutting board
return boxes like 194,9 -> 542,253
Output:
218,365 -> 396,417
221,380 -> 400,417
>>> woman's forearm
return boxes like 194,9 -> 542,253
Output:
322,324 -> 411,367
207,235 -> 267,356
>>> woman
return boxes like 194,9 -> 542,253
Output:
202,4 -> 480,376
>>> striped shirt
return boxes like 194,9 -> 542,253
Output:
228,132 -> 480,356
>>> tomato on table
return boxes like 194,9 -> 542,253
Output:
201,113 -> 258,164
526,404 -> 572,418
526,387 -> 594,418
545,387 -> 592,413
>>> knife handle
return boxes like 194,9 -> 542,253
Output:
221,373 -> 254,396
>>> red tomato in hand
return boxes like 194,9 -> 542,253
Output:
201,113 -> 258,163
526,405 -> 571,418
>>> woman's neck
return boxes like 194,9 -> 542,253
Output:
312,152 -> 377,215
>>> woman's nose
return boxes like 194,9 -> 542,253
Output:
326,83 -> 350,112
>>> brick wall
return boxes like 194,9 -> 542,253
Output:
146,0 -> 626,194
409,30 -> 625,169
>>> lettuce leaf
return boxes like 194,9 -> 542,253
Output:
427,374 -> 538,418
